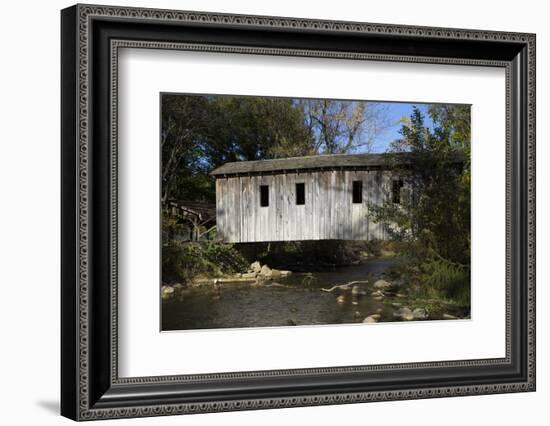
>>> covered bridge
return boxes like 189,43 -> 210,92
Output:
209,152 -> 418,243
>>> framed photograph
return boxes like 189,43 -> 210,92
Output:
61,4 -> 536,421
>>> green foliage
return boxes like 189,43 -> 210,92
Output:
423,258 -> 470,307
162,241 -> 248,285
372,106 -> 471,263
161,95 -> 315,204
370,105 -> 471,304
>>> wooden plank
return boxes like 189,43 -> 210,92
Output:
233,177 -> 241,243
295,173 -> 305,241
306,172 -> 314,240
249,175 -> 257,243
288,173 -> 296,241
258,174 -> 265,242
241,176 -> 248,242
350,171 -> 360,240
314,172 -> 320,240
337,171 -> 345,240
223,178 -> 232,242
215,179 -> 223,241
261,175 -> 270,242
329,170 -> 335,240
374,171 -> 383,240
266,174 -> 275,242
344,171 -> 352,240
273,174 -> 280,241
240,177 -> 246,243
244,176 -> 251,243
281,173 -> 288,241
227,177 -> 235,242
360,170 -> 369,241
371,170 -> 377,240
221,178 -> 229,242
322,171 -> 331,240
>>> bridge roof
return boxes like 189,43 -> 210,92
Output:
210,151 -> 463,177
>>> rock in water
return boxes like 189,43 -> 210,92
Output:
393,306 -> 414,321
373,279 -> 392,290
280,270 -> 292,277
363,314 -> 381,323
250,261 -> 262,273
336,295 -> 346,304
161,286 -> 175,299
413,308 -> 429,320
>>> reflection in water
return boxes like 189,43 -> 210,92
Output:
162,258 -> 401,331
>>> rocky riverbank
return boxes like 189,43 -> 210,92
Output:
161,261 -> 292,299
320,277 -> 466,323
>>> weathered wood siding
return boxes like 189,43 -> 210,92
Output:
216,170 -> 393,243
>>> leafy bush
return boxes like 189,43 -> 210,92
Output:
423,258 -> 470,307
161,241 -> 248,285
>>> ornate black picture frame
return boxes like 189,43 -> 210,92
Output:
61,4 -> 536,421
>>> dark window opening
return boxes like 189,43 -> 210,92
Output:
260,185 -> 269,207
296,183 -> 305,205
392,179 -> 404,204
352,181 -> 362,204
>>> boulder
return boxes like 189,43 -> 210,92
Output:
250,261 -> 262,273
260,264 -> 272,276
393,306 -> 414,321
413,308 -> 429,320
161,285 -> 175,299
373,279 -> 392,290
391,302 -> 403,308
173,283 -> 184,291
336,295 -> 346,304
363,314 -> 381,323
280,270 -> 292,277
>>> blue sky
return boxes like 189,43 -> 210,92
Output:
367,102 -> 435,153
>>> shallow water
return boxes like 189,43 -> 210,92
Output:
162,258 -> 402,331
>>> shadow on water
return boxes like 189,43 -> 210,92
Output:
162,258 -> 403,331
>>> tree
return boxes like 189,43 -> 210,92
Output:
369,105 -> 471,305
161,95 -> 211,203
201,96 -> 314,165
161,95 -> 315,204
299,99 -> 389,154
